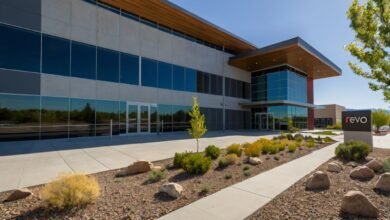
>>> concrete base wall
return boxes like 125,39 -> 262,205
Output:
344,131 -> 373,148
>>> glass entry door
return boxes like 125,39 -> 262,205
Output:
127,104 -> 138,133
256,113 -> 275,131
139,105 -> 149,133
126,102 -> 156,134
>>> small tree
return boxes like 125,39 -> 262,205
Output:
346,0 -> 390,102
188,97 -> 207,152
372,109 -> 390,132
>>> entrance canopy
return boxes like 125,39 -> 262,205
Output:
229,37 -> 342,79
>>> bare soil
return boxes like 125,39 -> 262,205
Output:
248,148 -> 390,220
0,143 -> 333,220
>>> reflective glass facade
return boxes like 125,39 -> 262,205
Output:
252,66 -> 307,102
251,66 -> 309,130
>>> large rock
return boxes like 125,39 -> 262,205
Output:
160,182 -> 183,198
306,171 -> 330,190
365,159 -> 383,172
341,191 -> 379,218
327,162 -> 343,173
126,160 -> 153,175
248,157 -> 262,165
350,166 -> 375,180
3,189 -> 32,202
375,172 -> 390,192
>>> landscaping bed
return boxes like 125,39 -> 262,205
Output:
0,138 -> 334,220
248,148 -> 390,220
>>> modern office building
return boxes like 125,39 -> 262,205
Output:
314,104 -> 346,128
0,0 -> 341,141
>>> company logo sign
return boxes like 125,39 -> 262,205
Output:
342,110 -> 372,132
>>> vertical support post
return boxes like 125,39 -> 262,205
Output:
110,119 -> 113,139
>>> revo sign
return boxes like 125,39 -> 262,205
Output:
342,110 -> 372,132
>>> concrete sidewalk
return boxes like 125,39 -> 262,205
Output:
159,142 -> 339,220
0,131 -> 278,192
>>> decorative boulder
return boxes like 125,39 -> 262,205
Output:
365,159 -> 383,172
346,161 -> 359,168
350,166 -> 375,180
341,191 -> 379,218
306,171 -> 330,190
160,182 -> 183,198
3,188 -> 32,202
327,162 -> 343,173
248,157 -> 262,165
126,160 -> 153,175
375,172 -> 390,192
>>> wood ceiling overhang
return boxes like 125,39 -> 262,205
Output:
229,37 -> 342,79
101,0 -> 257,54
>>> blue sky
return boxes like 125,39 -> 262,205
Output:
170,0 -> 389,110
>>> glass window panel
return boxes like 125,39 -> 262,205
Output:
42,34 -> 70,76
158,62 -> 172,89
216,75 -> 223,96
150,105 -> 158,132
95,100 -> 119,136
231,79 -> 237,97
225,78 -> 231,97
210,74 -> 217,95
140,105 -> 149,132
0,24 -> 41,72
69,98 -> 95,137
141,58 -> 157,87
97,47 -> 119,83
203,73 -> 210,94
185,68 -> 197,92
119,102 -> 126,134
127,104 -> 138,133
0,94 -> 40,141
237,81 -> 243,98
71,41 -> 96,80
196,71 -> 204,93
172,105 -> 187,131
172,65 -> 185,91
41,96 -> 69,139
120,53 -> 139,85
158,104 -> 172,132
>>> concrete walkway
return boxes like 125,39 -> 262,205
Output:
159,142 -> 339,220
0,131 -> 278,192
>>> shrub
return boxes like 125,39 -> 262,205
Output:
286,134 -> 294,140
323,137 -> 334,143
224,174 -> 232,179
41,173 -> 100,209
173,151 -> 192,168
182,153 -> 212,174
218,158 -> 229,169
335,141 -> 370,161
316,136 -> 323,144
148,169 -> 167,183
244,142 -> 262,157
205,145 -> 221,160
274,156 -> 280,161
243,166 -> 250,171
226,144 -> 242,156
384,157 -> 390,172
243,171 -> 251,177
294,134 -> 304,142
305,140 -> 316,148
274,142 -> 286,152
224,153 -> 238,165
241,142 -> 251,149
199,184 -> 210,195
262,142 -> 278,154
288,142 -> 298,152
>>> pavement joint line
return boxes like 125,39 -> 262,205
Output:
57,151 -> 76,173
81,148 -> 110,170
109,146 -> 139,161
229,186 -> 274,200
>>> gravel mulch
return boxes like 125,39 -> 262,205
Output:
248,148 -> 390,220
0,142 -> 333,220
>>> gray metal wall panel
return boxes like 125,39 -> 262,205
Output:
0,0 -> 41,31
0,69 -> 41,95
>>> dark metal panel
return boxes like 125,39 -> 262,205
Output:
0,69 -> 41,95
0,0 -> 41,31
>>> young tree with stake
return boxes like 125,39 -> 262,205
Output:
188,97 -> 207,152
